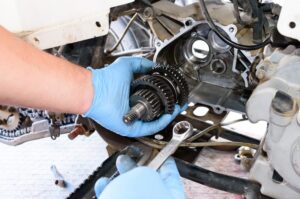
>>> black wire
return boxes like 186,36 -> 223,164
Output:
198,0 -> 271,51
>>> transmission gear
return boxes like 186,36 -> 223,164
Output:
151,64 -> 189,106
131,75 -> 175,113
123,64 -> 189,124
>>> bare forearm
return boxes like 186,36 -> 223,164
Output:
0,27 -> 93,114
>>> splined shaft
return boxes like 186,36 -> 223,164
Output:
123,64 -> 189,124
123,103 -> 147,124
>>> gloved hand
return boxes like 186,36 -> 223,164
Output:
94,155 -> 185,199
84,56 -> 185,137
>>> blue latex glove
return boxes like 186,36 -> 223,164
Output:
84,56 -> 184,137
94,155 -> 185,199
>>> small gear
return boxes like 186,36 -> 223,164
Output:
151,64 -> 189,106
131,75 -> 175,113
130,89 -> 162,121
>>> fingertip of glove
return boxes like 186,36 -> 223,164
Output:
116,155 -> 137,174
171,105 -> 181,117
180,103 -> 188,112
140,57 -> 154,68
130,57 -> 154,73
94,177 -> 109,198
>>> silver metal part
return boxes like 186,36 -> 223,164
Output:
0,108 -> 76,146
247,45 -> 300,198
147,121 -> 193,170
154,19 -> 252,114
123,103 -> 147,124
208,31 -> 231,54
51,165 -> 66,188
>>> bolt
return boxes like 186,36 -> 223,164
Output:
192,40 -> 210,59
143,7 -> 154,18
68,125 -> 86,140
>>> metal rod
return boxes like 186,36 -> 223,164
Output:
109,47 -> 155,57
188,118 -> 247,142
136,137 -> 258,149
106,13 -> 139,54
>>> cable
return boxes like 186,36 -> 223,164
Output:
187,118 -> 247,142
199,0 -> 271,51
105,13 -> 139,54
136,137 -> 258,149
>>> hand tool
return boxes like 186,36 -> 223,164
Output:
147,121 -> 193,170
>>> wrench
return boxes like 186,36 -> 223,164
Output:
147,121 -> 193,170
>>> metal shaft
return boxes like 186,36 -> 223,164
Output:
123,103 -> 147,124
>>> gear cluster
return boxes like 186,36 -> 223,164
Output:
123,64 -> 189,124
0,106 -> 76,141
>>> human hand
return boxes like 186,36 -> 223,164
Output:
94,155 -> 185,199
84,56 -> 185,137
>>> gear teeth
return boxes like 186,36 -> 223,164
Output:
132,75 -> 175,113
131,89 -> 162,121
128,63 -> 189,122
0,108 -> 76,139
152,63 -> 189,106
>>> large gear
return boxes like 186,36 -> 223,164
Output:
151,64 -> 189,106
131,75 -> 175,113
123,64 -> 189,124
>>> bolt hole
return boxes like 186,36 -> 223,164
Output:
154,134 -> 164,140
34,37 -> 39,43
272,169 -> 283,184
185,20 -> 193,26
193,107 -> 209,117
95,21 -> 101,27
289,21 -> 296,29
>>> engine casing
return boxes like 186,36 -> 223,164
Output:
247,45 -> 300,198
